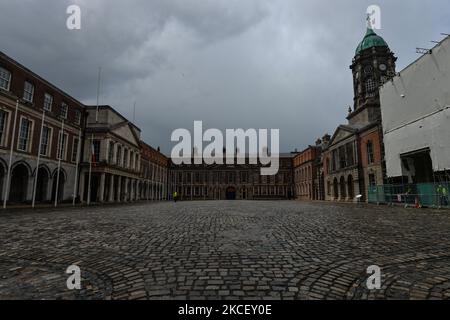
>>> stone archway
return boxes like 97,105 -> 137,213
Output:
340,176 -> 347,201
333,178 -> 339,200
35,166 -> 50,202
0,160 -> 6,201
226,186 -> 236,200
347,175 -> 354,200
51,169 -> 66,203
10,163 -> 30,203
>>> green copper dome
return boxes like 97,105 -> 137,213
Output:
355,28 -> 389,55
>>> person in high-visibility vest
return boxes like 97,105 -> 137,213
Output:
437,185 -> 448,207
442,185 -> 449,206
173,191 -> 178,203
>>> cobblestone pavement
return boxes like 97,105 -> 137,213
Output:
0,201 -> 450,300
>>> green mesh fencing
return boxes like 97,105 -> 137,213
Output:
368,183 -> 450,208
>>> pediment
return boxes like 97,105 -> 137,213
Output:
328,125 -> 357,146
111,122 -> 140,147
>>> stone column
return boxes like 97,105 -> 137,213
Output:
78,171 -> 85,203
99,173 -> 106,202
47,176 -> 54,202
137,180 -> 140,200
124,178 -> 129,201
134,180 -> 138,201
117,176 -> 122,202
130,179 -> 134,201
109,174 -> 115,202
152,183 -> 155,201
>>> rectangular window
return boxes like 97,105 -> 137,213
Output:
74,110 -> 81,125
240,171 -> 248,183
116,146 -> 122,166
332,150 -> 337,171
0,110 -> 8,146
92,140 -> 101,164
40,126 -> 51,156
108,142 -> 114,164
346,142 -> 355,167
130,152 -> 135,169
18,118 -> 32,151
369,174 -> 376,186
44,93 -> 53,111
123,149 -> 128,168
339,145 -> 347,169
23,81 -> 34,102
0,67 -> 11,90
57,131 -> 68,160
60,103 -> 68,119
72,137 -> 80,162
367,142 -> 375,164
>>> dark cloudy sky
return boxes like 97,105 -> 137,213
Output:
0,0 -> 448,154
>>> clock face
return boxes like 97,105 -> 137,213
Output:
379,64 -> 387,71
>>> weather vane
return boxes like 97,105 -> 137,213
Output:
366,13 -> 372,29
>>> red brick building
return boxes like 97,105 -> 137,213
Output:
140,141 -> 169,201
0,51 -> 85,204
294,146 -> 320,200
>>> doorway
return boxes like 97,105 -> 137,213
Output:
226,186 -> 236,200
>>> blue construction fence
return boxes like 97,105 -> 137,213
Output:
368,182 -> 450,208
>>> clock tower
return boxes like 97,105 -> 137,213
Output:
348,26 -> 397,126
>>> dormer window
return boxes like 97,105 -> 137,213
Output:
74,110 -> 81,125
44,93 -> 53,111
23,81 -> 34,102
0,67 -> 11,91
60,103 -> 68,119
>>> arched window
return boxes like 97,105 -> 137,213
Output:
364,65 -> 373,75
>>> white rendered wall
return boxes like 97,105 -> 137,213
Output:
380,37 -> 450,177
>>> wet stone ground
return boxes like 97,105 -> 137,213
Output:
0,201 -> 450,300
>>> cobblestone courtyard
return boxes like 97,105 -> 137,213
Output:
0,201 -> 450,300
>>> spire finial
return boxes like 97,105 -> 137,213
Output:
366,13 -> 373,29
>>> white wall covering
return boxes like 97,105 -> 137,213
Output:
380,37 -> 450,177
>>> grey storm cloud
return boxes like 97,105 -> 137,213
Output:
0,0 -> 449,154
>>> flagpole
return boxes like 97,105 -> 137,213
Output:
32,109 -> 46,208
96,67 -> 101,123
3,99 -> 19,209
87,67 -> 101,205
72,127 -> 82,206
54,119 -> 64,207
